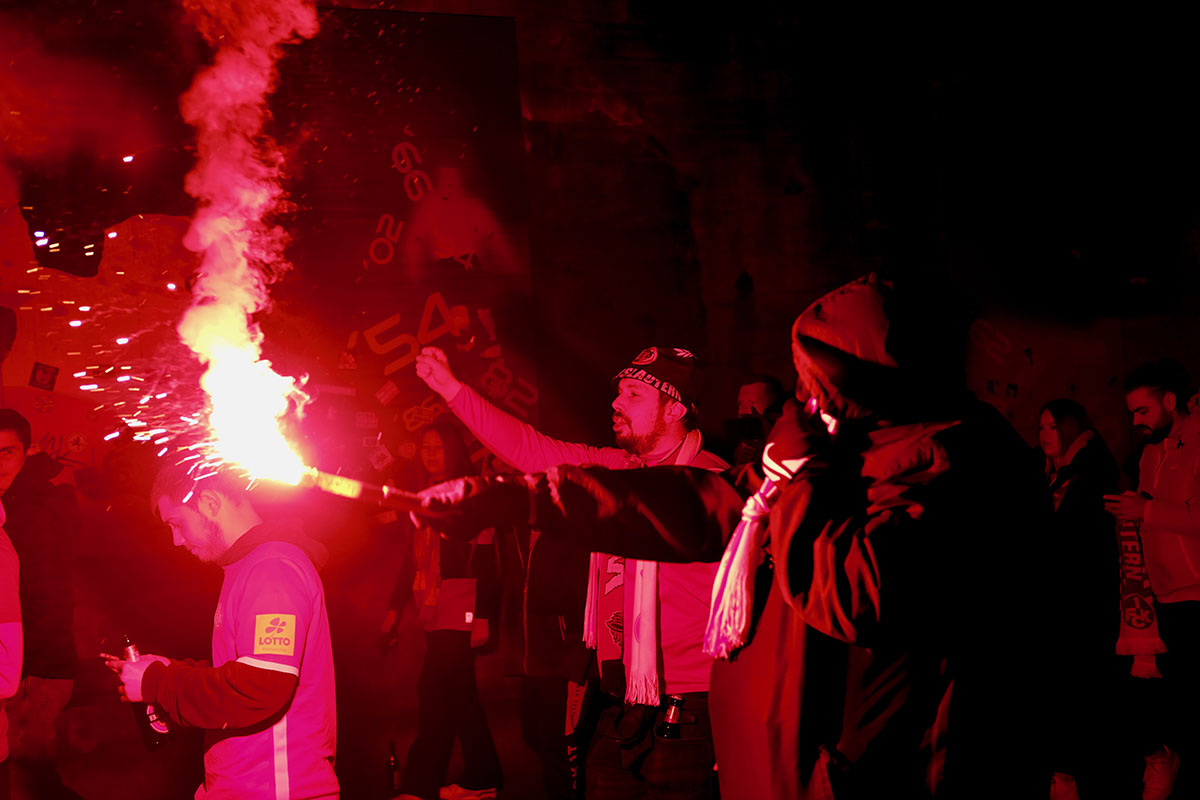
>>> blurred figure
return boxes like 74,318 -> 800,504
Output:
1037,400 -> 1131,799
0,495 -> 23,800
0,410 -> 80,800
1105,360 -> 1200,800
387,421 -> 502,800
731,374 -> 785,466
105,466 -> 338,799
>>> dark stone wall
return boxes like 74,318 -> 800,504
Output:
338,2 -> 1200,456
334,1 -> 856,447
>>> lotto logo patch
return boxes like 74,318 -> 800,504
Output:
254,614 -> 296,656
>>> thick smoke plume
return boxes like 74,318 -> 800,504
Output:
176,0 -> 318,482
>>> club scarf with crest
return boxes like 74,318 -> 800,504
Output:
582,429 -> 705,705
1116,518 -> 1166,678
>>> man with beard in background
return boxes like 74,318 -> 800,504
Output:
1106,359 -> 1200,800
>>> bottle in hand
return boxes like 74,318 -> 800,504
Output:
122,634 -> 170,751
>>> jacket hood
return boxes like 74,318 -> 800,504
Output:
791,274 -> 905,422
790,274 -> 967,424
218,521 -> 330,570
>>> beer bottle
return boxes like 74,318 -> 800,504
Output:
655,695 -> 684,739
388,740 -> 401,793
122,634 -> 170,751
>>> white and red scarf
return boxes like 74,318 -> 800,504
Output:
582,429 -> 704,705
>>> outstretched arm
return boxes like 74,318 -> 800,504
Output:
416,347 -> 629,473
418,464 -> 752,564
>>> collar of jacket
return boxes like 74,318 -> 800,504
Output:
217,522 -> 330,570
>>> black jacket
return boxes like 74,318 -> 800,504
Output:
4,453 -> 80,679
1047,432 -> 1120,657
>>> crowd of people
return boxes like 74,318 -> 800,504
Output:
0,273 -> 1197,799
410,274 -> 1200,800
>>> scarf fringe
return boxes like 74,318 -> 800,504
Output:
1130,654 -> 1163,680
625,671 -> 660,705
583,551 -> 602,649
703,487 -> 772,659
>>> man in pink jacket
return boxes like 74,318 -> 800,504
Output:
416,344 -> 727,800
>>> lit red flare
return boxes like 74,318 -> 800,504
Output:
171,0 -> 319,484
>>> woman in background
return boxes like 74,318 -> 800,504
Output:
387,421 -> 502,800
1040,399 -> 1134,799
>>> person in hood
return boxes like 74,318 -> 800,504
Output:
0,409 -> 79,799
106,465 -> 338,799
413,274 -> 1059,799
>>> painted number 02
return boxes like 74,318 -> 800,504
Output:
363,213 -> 404,269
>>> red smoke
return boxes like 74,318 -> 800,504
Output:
0,23 -> 160,162
173,0 -> 319,482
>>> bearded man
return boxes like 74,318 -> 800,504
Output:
1106,359 -> 1200,800
415,344 -> 727,800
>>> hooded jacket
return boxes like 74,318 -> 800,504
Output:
458,275 -> 1056,798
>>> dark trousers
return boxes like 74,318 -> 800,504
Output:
7,676 -> 81,800
1137,599 -> 1200,797
1153,601 -> 1200,756
521,676 -> 592,800
401,631 -> 503,800
586,692 -> 716,800
1054,652 -> 1143,798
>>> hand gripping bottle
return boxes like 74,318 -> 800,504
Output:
122,634 -> 170,751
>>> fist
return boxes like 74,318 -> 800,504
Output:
415,347 -> 462,401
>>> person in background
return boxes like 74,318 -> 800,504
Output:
0,410 -> 80,799
387,421 -> 502,800
0,495 -> 23,800
730,374 -> 786,466
496,511 -> 591,799
1105,360 -> 1200,800
105,465 -> 338,799
1038,400 -> 1132,799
